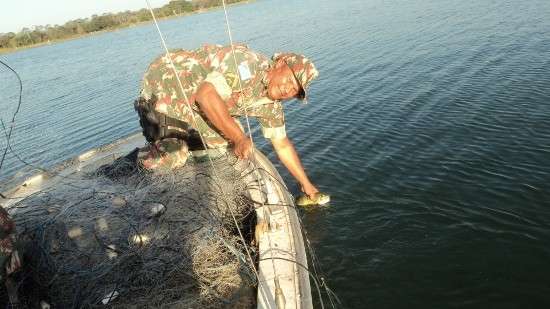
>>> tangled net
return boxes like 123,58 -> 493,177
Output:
4,150 -> 260,308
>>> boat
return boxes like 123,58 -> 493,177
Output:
0,132 -> 313,308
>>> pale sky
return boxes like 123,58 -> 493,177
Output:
1,0 -> 171,33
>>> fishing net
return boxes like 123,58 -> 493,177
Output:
2,149 -> 261,308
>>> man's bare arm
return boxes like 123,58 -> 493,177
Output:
195,82 -> 252,158
270,136 -> 319,197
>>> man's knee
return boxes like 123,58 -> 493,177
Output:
138,138 -> 190,171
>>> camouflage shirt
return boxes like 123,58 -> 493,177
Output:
140,44 -> 286,139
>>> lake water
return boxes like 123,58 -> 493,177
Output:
1,0 -> 550,307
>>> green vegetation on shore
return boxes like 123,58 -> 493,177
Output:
0,0 -> 246,53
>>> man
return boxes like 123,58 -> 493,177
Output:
135,43 -> 329,206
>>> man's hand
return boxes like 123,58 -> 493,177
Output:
301,184 -> 319,199
234,136 -> 253,159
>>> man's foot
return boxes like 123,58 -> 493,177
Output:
295,192 -> 331,207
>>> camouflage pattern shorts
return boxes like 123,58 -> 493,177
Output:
138,138 -> 189,171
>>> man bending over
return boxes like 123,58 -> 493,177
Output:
134,43 -> 329,206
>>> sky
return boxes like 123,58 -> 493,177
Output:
1,0 -> 171,33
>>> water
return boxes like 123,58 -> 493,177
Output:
1,0 -> 550,307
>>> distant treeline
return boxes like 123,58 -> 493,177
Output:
0,0 -> 246,50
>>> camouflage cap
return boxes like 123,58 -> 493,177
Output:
273,53 -> 319,101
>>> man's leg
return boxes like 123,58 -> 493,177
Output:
138,138 -> 189,170
138,116 -> 241,170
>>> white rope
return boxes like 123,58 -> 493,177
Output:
220,2 -> 283,308
144,0 -> 261,289
220,0 -> 256,151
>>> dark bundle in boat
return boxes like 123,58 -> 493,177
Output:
3,150 -> 261,308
